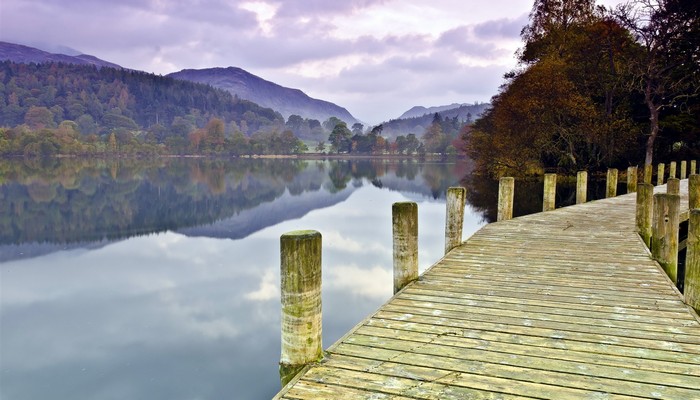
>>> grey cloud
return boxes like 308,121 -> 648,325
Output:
274,0 -> 390,18
473,14 -> 528,40
437,26 -> 506,59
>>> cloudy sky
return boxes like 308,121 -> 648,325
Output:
1,0 -> 623,124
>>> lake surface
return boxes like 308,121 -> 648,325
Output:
0,158 -> 615,399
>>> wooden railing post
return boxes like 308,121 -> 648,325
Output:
686,209 -> 700,313
576,171 -> 587,204
497,177 -> 515,221
643,164 -> 653,184
627,166 -> 638,193
691,160 -> 697,176
543,173 -> 556,212
669,161 -> 677,179
667,177 -> 680,195
444,187 -> 466,254
606,168 -> 618,198
393,202 -> 418,293
680,160 -> 687,180
657,163 -> 665,186
280,230 -> 323,386
652,194 -> 680,284
690,175 -> 700,209
636,183 -> 653,248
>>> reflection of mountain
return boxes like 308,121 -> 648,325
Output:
178,186 -> 354,240
0,158 -> 470,251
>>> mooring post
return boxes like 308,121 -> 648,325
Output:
686,209 -> 700,313
681,161 -> 687,180
444,187 -> 466,254
627,166 -> 638,193
690,175 -> 700,209
691,160 -> 697,176
652,193 -> 680,284
636,183 -> 654,248
643,164 -> 652,184
667,178 -> 680,195
669,161 -> 677,179
393,202 -> 418,293
498,177 -> 515,221
279,230 -> 323,387
543,173 -> 556,212
606,168 -> 618,198
576,171 -> 587,204
657,163 -> 665,186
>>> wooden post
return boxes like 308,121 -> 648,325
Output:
627,166 -> 638,193
686,209 -> 700,313
652,194 -> 680,284
543,173 -> 556,212
680,160 -> 687,180
444,187 -> 466,254
669,161 -> 677,179
657,163 -> 665,185
606,168 -> 618,198
667,177 -> 680,195
280,230 -> 323,386
497,177 -> 515,222
393,202 -> 418,293
643,164 -> 652,184
691,160 -> 697,176
576,171 -> 587,204
690,175 -> 700,209
636,183 -> 653,248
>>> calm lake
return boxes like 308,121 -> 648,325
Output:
0,158 -> 612,399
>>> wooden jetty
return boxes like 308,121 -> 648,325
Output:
274,177 -> 700,399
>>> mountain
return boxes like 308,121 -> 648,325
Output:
0,41 -> 122,69
398,103 -> 489,120
167,67 -> 359,125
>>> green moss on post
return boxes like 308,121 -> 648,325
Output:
669,161 -> 677,179
627,166 -> 638,193
576,171 -> 587,204
606,168 -> 618,198
643,164 -> 652,184
444,187 -> 466,254
667,177 -> 680,195
691,160 -> 697,176
636,183 -> 653,248
652,194 -> 680,284
657,163 -> 665,186
543,173 -> 556,212
279,230 -> 322,386
690,175 -> 700,209
681,161 -> 687,180
393,202 -> 418,293
686,209 -> 700,313
498,177 -> 515,221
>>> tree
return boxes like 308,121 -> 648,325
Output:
352,123 -> 364,135
24,106 -> 55,129
323,117 -> 343,132
615,0 -> 700,165
328,122 -> 352,153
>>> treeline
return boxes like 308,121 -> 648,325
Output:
464,0 -> 700,176
0,61 -> 310,156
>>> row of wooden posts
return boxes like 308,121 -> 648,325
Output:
277,160 -> 700,387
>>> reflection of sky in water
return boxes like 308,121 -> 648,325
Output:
1,181 -> 485,400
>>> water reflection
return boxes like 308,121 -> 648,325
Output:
0,157 -> 484,400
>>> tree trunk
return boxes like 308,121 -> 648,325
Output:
644,83 -> 659,166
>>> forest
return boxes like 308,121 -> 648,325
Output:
0,61 -> 470,158
464,0 -> 700,176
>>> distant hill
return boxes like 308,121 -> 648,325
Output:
168,67 -> 359,125
380,103 -> 491,139
0,41 -> 122,69
398,103 -> 490,121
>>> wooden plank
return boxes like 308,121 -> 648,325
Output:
275,184 -> 700,399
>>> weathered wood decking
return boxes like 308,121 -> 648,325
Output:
274,181 -> 700,399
